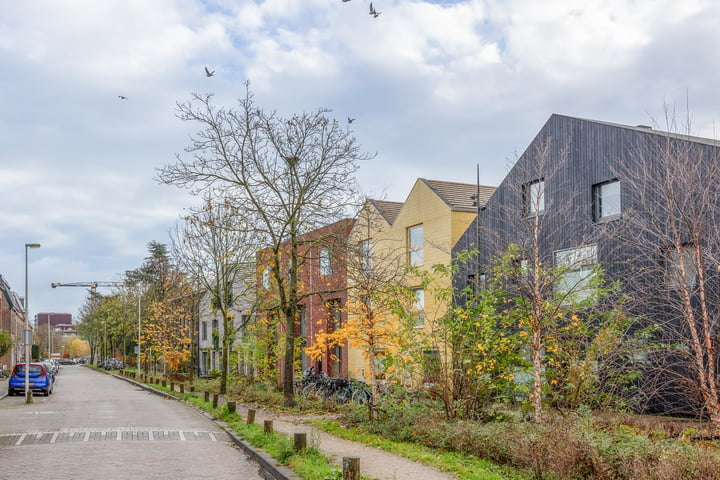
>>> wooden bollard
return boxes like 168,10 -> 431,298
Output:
204,390 -> 210,402
161,380 -> 166,388
294,432 -> 307,451
212,393 -> 218,409
227,401 -> 236,413
343,457 -> 360,480
246,409 -> 256,424
264,420 -> 273,434
180,383 -> 184,394
170,381 -> 175,391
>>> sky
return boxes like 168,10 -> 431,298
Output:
2,0 -> 719,321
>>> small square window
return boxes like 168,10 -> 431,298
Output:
523,179 -> 545,216
593,180 -> 621,222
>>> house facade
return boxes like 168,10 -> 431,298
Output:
256,218 -> 355,380
0,275 -> 27,370
346,179 -> 494,382
197,274 -> 255,377
454,113 -> 720,415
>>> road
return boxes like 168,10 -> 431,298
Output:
0,365 -> 265,480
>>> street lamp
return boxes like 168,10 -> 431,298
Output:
136,290 -> 142,377
24,243 -> 40,403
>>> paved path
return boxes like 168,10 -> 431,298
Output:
231,402 -> 457,480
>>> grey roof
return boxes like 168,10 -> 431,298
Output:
370,200 -> 404,224
421,178 -> 496,213
553,114 -> 720,147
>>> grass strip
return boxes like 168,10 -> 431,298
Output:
312,419 -> 529,480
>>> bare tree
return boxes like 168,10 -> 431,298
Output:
613,113 -> 720,426
170,193 -> 257,394
157,85 -> 371,406
481,137 -> 619,422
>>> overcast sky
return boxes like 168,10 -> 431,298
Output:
2,0 -> 719,321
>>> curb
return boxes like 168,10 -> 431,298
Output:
112,373 -> 299,480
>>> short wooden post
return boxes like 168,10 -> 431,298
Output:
246,409 -> 256,424
161,380 -> 166,388
227,401 -> 236,413
170,381 -> 175,391
264,419 -> 273,434
343,457 -> 360,480
204,390 -> 210,402
294,432 -> 307,451
212,393 -> 219,409
180,383 -> 185,394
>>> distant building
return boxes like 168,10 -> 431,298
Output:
35,312 -> 72,328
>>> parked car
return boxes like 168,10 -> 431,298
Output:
42,359 -> 59,376
8,363 -> 54,396
103,358 -> 124,370
58,358 -> 75,365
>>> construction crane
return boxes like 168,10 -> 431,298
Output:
51,281 -> 125,290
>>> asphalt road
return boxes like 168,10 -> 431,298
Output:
0,365 -> 265,480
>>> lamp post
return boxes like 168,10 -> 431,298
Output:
24,243 -> 40,403
136,291 -> 141,377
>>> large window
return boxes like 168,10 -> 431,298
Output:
523,179 -> 545,216
593,180 -> 621,221
319,247 -> 332,276
666,244 -> 697,288
555,245 -> 597,303
408,224 -> 424,266
413,288 -> 425,327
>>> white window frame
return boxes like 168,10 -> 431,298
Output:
408,225 -> 424,266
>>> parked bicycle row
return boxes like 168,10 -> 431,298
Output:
297,371 -> 374,405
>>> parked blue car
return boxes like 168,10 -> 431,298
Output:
8,363 -> 54,396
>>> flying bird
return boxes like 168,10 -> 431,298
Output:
204,66 -> 215,77
348,117 -> 356,124
118,95 -> 127,100
369,2 -> 381,17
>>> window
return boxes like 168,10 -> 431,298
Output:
523,179 -> 545,216
666,245 -> 697,288
201,321 -> 208,341
262,266 -> 271,289
593,180 -> 621,221
408,225 -> 424,266
361,239 -> 372,274
319,247 -> 332,276
413,288 -> 425,327
555,245 -> 597,303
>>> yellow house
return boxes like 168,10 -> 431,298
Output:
346,178 -> 495,382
